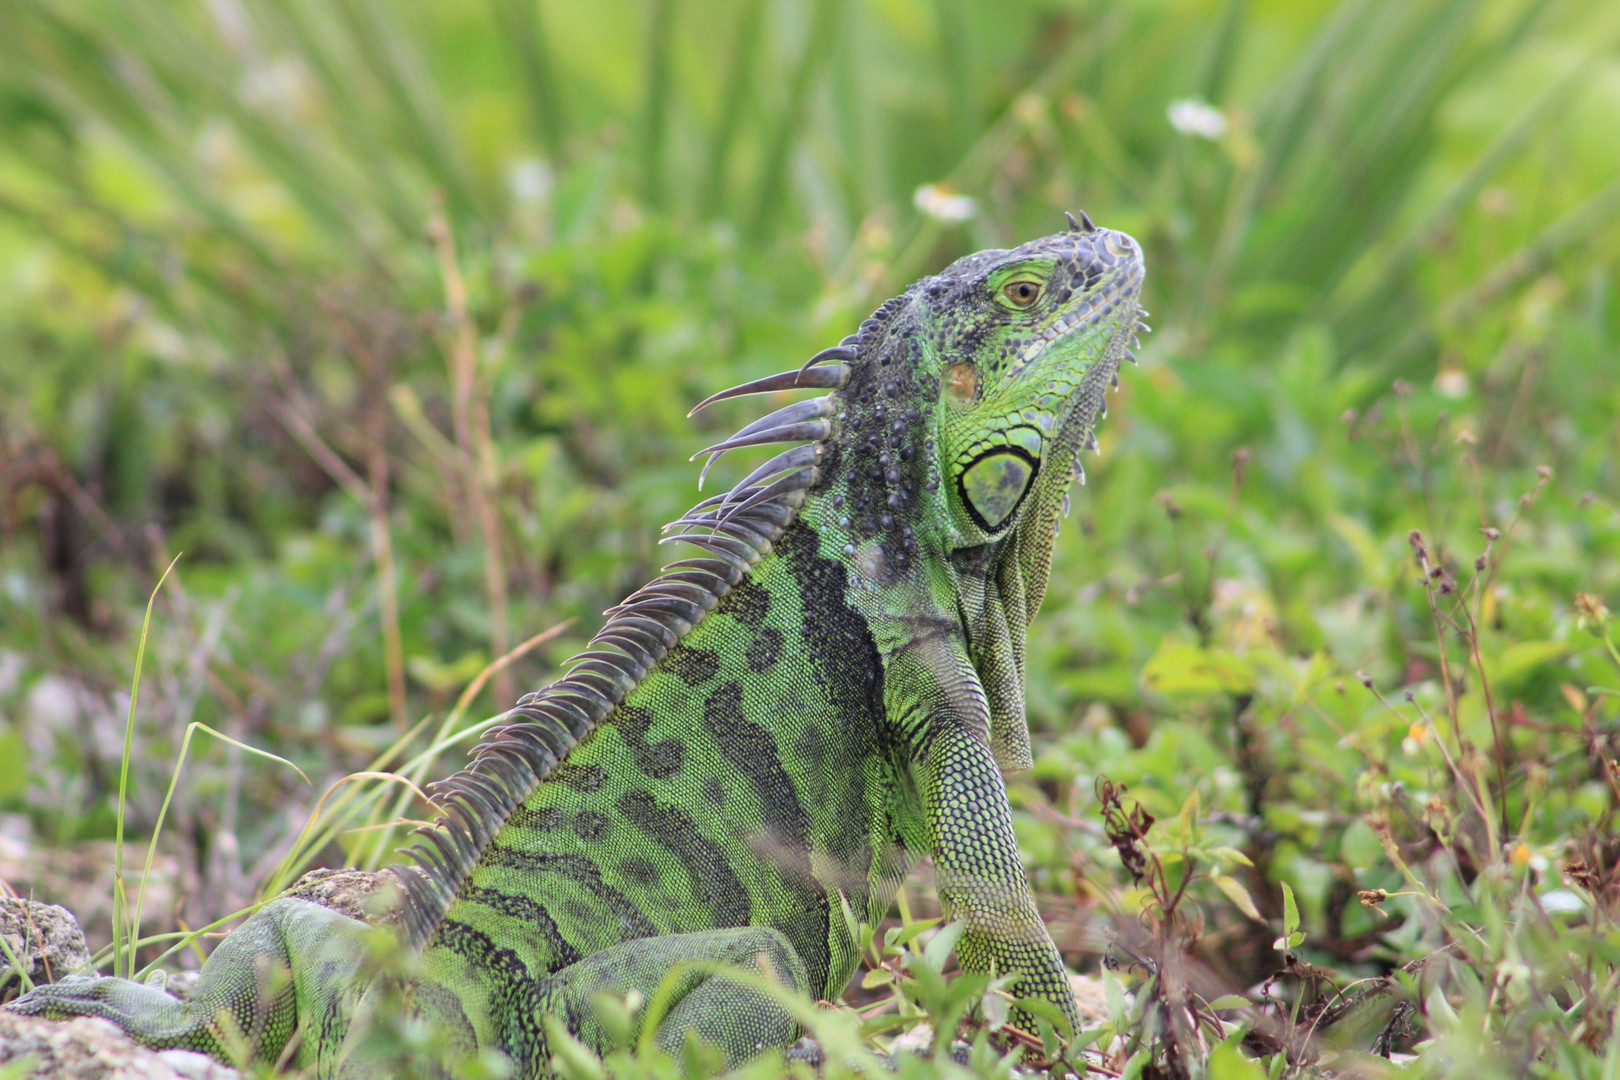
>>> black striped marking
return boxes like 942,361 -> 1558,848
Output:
617,789 -> 752,927
663,645 -> 720,686
616,704 -> 688,780
507,805 -> 563,832
480,845 -> 656,939
745,627 -> 784,672
722,576 -> 771,627
618,856 -> 660,887
460,884 -> 582,968
779,522 -> 891,946
551,763 -> 606,792
701,679 -> 831,989
432,919 -> 536,991
572,810 -> 611,842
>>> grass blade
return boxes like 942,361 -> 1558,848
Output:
640,0 -> 676,212
127,723 -> 310,974
700,0 -> 764,218
112,552 -> 181,980
490,0 -> 569,162
749,0 -> 844,238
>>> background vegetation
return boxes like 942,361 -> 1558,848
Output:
1,0 -> 1619,1075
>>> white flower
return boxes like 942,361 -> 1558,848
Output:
238,57 -> 309,113
1540,889 -> 1584,914
508,159 -> 554,203
1167,98 -> 1228,140
1434,367 -> 1470,399
913,183 -> 978,224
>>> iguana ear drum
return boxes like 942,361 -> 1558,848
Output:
958,446 -> 1040,532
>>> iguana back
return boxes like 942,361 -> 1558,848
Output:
412,522 -> 915,1064
9,216 -> 1145,1078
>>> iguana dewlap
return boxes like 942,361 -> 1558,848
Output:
9,216 -> 1145,1077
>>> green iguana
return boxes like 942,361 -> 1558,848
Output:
8,214 -> 1145,1076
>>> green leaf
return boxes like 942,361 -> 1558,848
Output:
836,892 -> 861,948
1176,788 -> 1203,841
1207,994 -> 1253,1010
900,953 -> 945,1001
0,728 -> 25,801
1212,873 -> 1265,922
1059,663 -> 1140,703
858,1012 -> 915,1039
889,917 -> 941,951
1281,881 -> 1300,937
1104,972 -> 1128,1022
1209,1037 -> 1268,1080
541,1014 -> 605,1080
586,991 -> 636,1049
1210,845 -> 1255,868
1493,640 -> 1571,688
981,987 -> 1010,1028
1141,640 -> 1256,697
922,920 -> 966,970
1340,818 -> 1384,870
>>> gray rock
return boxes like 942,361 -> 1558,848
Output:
0,1013 -> 241,1080
0,898 -> 92,1004
153,1049 -> 240,1080
282,866 -> 411,928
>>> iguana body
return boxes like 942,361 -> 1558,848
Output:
10,217 -> 1145,1076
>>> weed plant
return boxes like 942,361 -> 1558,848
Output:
0,1 -> 1618,1076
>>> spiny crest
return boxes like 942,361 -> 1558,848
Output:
393,325 -> 878,947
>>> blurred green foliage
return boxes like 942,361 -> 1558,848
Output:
1,0 -> 1619,1074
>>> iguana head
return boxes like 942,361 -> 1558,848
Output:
687,212 -> 1143,597
797,215 -> 1143,592
921,214 -> 1144,561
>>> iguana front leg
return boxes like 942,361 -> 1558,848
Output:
6,898 -> 371,1069
883,625 -> 1079,1037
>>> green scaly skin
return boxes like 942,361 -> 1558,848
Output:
8,216 -> 1145,1077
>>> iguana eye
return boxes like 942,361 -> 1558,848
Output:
1003,280 -> 1041,308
